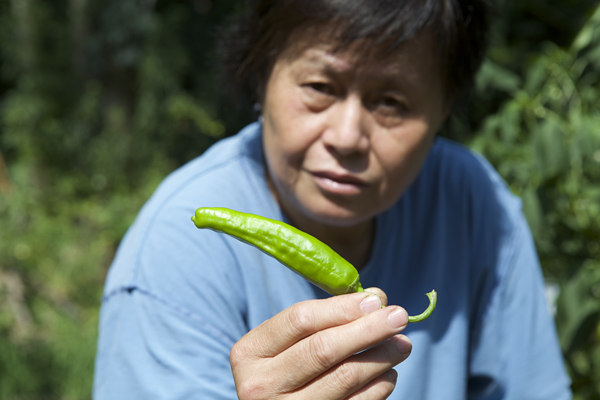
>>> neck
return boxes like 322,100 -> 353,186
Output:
286,212 -> 375,270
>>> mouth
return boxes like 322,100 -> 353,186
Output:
311,170 -> 367,195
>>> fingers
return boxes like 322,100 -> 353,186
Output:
235,291 -> 381,359
347,369 -> 398,400
231,289 -> 411,400
364,287 -> 388,307
303,335 -> 411,400
273,305 -> 409,388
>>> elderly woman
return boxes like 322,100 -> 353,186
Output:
93,1 -> 571,399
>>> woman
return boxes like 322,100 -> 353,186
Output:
93,1 -> 572,399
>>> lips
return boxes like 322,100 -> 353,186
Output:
313,171 -> 366,185
311,170 -> 367,195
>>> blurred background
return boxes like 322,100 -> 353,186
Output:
0,0 -> 599,398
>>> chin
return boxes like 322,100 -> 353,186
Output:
306,201 -> 378,227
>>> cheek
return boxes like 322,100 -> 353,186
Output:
263,112 -> 324,176
376,123 -> 436,191
262,122 -> 308,196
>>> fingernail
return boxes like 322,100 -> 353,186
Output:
393,335 -> 412,356
388,308 -> 408,329
382,368 -> 398,383
360,294 -> 382,314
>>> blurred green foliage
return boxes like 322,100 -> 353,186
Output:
0,0 -> 598,398
447,2 -> 600,398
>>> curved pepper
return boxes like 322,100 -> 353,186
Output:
191,207 -> 436,322
192,207 -> 363,295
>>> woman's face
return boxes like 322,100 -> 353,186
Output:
262,31 -> 448,229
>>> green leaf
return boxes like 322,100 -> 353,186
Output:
556,261 -> 600,355
532,115 -> 568,182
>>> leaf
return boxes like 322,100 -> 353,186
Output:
571,4 -> 600,54
556,261 -> 600,355
532,115 -> 568,182
166,94 -> 225,139
475,59 -> 522,93
521,187 -> 544,241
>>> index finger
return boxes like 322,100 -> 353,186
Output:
364,287 -> 388,307
239,291 -> 383,358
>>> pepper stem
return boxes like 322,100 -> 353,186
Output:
407,290 -> 437,323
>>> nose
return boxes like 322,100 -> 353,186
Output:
322,94 -> 369,156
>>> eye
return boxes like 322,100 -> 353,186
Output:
369,94 -> 410,127
377,95 -> 409,114
304,82 -> 334,95
300,81 -> 337,110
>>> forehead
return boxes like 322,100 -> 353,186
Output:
276,28 -> 442,84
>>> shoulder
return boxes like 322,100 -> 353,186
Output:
151,122 -> 265,207
426,137 -> 510,195
103,122 -> 269,295
418,137 -> 523,223
140,121 -> 267,224
402,137 -> 532,280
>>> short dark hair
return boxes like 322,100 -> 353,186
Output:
220,0 -> 489,106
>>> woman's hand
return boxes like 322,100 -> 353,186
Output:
230,288 -> 412,400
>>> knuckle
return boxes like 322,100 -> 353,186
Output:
229,339 -> 250,370
231,350 -> 276,400
306,332 -> 338,370
286,301 -> 316,336
229,340 -> 243,363
330,361 -> 361,393
337,296 -> 360,321
236,378 -> 270,400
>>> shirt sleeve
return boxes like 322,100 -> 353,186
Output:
93,202 -> 249,400
93,288 -> 239,400
93,124 -> 283,399
467,208 -> 572,399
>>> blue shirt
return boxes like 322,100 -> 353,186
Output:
93,122 -> 571,399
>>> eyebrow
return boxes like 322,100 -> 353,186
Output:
294,48 -> 354,73
296,48 -> 422,94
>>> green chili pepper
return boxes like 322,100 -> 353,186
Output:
191,207 -> 363,295
191,207 -> 436,322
